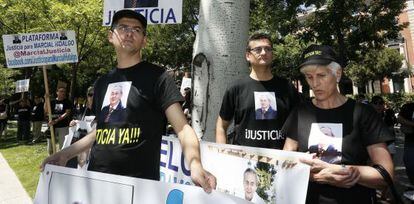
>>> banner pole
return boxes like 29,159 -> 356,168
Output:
42,65 -> 56,154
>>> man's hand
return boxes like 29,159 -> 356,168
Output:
300,157 -> 360,188
39,151 -> 69,171
190,161 -> 217,193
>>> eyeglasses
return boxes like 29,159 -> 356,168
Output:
114,25 -> 145,35
87,93 -> 94,97
249,46 -> 272,54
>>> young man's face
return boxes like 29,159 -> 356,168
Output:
109,17 -> 147,54
246,39 -> 273,68
56,88 -> 66,100
244,172 -> 258,201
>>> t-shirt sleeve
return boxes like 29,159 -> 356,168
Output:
281,106 -> 299,141
155,71 -> 184,111
359,104 -> 394,146
219,86 -> 236,121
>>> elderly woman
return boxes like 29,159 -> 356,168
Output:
282,45 -> 394,203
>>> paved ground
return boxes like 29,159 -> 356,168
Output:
0,153 -> 32,204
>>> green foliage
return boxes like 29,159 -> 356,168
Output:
273,34 -> 308,80
345,48 -> 404,89
0,65 -> 20,96
297,0 -> 406,64
145,0 -> 199,70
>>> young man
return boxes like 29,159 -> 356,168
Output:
46,87 -> 73,153
41,9 -> 216,193
216,33 -> 300,149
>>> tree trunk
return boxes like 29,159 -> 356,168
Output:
191,0 -> 250,141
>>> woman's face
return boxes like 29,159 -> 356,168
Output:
302,66 -> 340,102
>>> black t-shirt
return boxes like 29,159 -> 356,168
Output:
219,76 -> 300,149
399,103 -> 414,146
282,99 -> 394,203
31,102 -> 44,121
89,61 -> 183,180
50,98 -> 73,128
17,103 -> 31,121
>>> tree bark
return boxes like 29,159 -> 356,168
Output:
191,0 -> 250,141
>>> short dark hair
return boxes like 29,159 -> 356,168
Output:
246,33 -> 272,51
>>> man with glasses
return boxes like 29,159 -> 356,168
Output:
41,9 -> 216,193
216,33 -> 300,149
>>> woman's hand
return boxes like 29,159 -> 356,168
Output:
301,157 -> 360,188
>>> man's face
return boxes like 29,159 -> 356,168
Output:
259,96 -> 270,110
246,39 -> 273,67
244,172 -> 258,201
109,17 -> 147,54
56,88 -> 66,100
109,89 -> 122,106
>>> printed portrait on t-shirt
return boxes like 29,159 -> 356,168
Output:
54,104 -> 63,112
99,82 -> 131,124
308,123 -> 342,164
254,92 -> 277,120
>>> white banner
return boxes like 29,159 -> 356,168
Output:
103,0 -> 183,26
160,136 -> 311,204
2,30 -> 78,68
34,165 -> 251,204
15,79 -> 30,93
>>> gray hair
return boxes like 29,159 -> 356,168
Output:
300,61 -> 342,77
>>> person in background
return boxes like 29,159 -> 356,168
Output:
370,96 -> 396,158
46,87 -> 73,154
182,87 -> 192,123
16,97 -> 32,143
66,87 -> 95,169
397,102 -> 414,189
0,98 -> 9,140
31,95 -> 45,143
216,32 -> 300,148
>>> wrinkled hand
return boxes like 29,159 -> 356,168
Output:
300,158 -> 360,188
190,162 -> 217,193
39,151 -> 69,171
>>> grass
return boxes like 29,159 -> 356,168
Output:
0,121 -> 48,198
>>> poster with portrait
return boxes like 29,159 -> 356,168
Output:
160,136 -> 311,204
15,79 -> 30,93
102,0 -> 183,26
34,164 -> 251,204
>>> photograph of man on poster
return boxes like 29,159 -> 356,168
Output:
124,0 -> 159,8
243,168 -> 265,204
